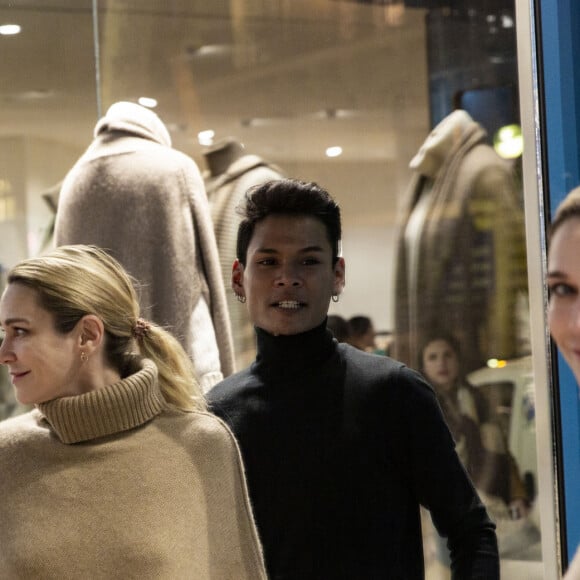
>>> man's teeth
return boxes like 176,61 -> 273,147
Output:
278,300 -> 301,309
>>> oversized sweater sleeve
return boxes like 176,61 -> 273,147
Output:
393,366 -> 499,579
194,412 -> 267,579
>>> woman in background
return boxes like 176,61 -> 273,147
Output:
0,245 -> 265,579
419,332 -> 528,513
547,186 -> 580,579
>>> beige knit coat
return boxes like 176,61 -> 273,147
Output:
0,360 -> 266,579
394,111 -> 528,373
55,102 -> 235,388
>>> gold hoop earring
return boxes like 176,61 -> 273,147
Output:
80,351 -> 88,363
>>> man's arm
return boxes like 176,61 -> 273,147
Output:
395,366 -> 500,579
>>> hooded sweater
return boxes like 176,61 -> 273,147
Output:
394,110 -> 528,373
0,360 -> 266,579
208,322 -> 499,580
55,102 -> 235,389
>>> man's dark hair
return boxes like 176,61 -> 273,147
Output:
236,178 -> 342,266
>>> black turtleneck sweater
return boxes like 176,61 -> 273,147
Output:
208,322 -> 498,580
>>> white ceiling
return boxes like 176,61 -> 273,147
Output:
0,0 -> 430,228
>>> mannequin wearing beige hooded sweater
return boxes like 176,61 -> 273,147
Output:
394,109 -> 528,373
0,359 -> 266,580
204,137 -> 285,369
55,102 -> 234,391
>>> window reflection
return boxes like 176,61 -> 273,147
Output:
0,0 -> 544,576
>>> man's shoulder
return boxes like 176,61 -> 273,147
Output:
340,345 -> 432,391
206,368 -> 257,405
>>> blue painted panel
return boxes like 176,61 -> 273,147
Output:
540,0 -> 580,563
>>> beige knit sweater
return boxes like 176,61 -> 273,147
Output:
55,102 -> 235,388
0,360 -> 266,579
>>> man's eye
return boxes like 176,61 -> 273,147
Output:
303,258 -> 321,265
257,258 -> 276,266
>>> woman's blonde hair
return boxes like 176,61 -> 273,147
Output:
7,244 -> 205,412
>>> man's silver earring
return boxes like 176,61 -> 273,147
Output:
80,351 -> 88,363
235,293 -> 246,304
331,294 -> 340,303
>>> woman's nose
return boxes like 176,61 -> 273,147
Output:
569,300 -> 580,331
0,337 -> 14,365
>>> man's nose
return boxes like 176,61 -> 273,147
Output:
275,265 -> 302,287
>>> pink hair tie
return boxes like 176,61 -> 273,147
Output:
133,317 -> 151,340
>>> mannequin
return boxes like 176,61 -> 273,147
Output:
205,137 -> 246,179
55,102 -> 234,391
394,110 -> 528,373
204,137 -> 285,368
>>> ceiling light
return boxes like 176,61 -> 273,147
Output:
326,146 -> 343,158
185,44 -> 232,59
138,97 -> 157,108
502,14 -> 514,28
493,124 -> 523,159
198,130 -> 215,146
0,24 -> 21,36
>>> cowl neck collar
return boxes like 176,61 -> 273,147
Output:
37,359 -> 167,444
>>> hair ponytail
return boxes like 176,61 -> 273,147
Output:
136,323 -> 206,412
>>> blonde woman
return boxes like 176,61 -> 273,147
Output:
547,187 -> 580,580
0,245 -> 265,579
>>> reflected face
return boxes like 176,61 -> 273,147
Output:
421,339 -> 460,393
361,326 -> 376,350
548,217 -> 580,385
233,214 -> 345,336
0,283 -> 82,405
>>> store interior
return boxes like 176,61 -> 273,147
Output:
0,2 -> 542,577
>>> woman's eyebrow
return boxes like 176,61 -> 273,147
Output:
2,317 -> 29,326
546,270 -> 567,279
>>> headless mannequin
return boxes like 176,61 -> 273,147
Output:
204,138 -> 246,178
395,110 -> 528,373
409,109 -> 473,178
203,137 -> 285,369
55,102 -> 235,390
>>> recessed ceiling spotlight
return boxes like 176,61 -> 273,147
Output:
326,146 -> 343,158
185,44 -> 232,59
138,97 -> 157,108
198,130 -> 215,146
0,24 -> 21,36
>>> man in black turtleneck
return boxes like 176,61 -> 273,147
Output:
207,178 -> 499,580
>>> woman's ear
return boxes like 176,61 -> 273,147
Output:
231,259 -> 245,298
78,314 -> 105,354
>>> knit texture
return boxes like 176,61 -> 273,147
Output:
55,102 -> 235,385
0,360 -> 266,579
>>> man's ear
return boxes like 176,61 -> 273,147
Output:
231,259 -> 245,298
333,257 -> 346,295
78,314 -> 105,354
